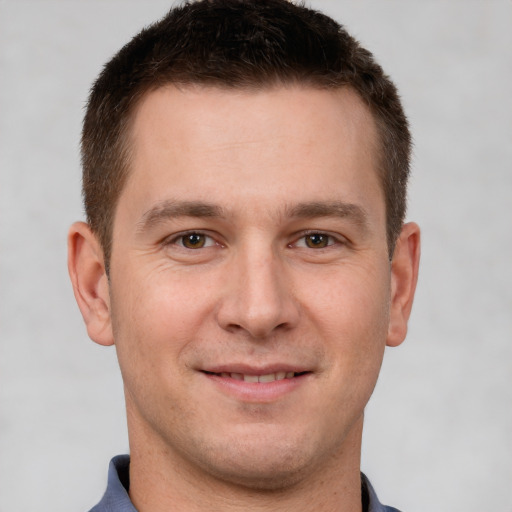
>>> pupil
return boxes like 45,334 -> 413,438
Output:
307,234 -> 327,248
184,234 -> 204,248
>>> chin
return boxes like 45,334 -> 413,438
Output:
191,429 -> 325,491
205,453 -> 312,491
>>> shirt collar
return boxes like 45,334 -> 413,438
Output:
362,472 -> 402,512
89,455 -> 136,512
91,455 -> 400,512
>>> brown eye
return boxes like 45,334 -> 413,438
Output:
182,233 -> 206,249
305,234 -> 329,248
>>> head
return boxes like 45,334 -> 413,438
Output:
70,0 -> 420,503
82,0 -> 411,273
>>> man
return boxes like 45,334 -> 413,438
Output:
68,1 -> 420,511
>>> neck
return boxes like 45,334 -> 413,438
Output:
126,409 -> 364,512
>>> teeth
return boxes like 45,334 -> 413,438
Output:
218,372 -> 297,382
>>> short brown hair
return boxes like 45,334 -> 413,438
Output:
82,0 -> 411,271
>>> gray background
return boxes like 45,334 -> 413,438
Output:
1,1 -> 511,511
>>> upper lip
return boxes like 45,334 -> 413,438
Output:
200,363 -> 312,375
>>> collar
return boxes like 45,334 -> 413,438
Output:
89,455 -> 401,512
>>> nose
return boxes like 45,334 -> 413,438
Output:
216,245 -> 300,339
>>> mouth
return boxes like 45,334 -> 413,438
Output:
199,363 -> 314,401
202,370 -> 310,383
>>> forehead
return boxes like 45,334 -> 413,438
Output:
130,84 -> 377,147
120,84 -> 383,224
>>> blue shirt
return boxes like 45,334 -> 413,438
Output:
89,455 -> 402,512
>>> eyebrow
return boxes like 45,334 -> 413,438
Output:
137,200 -> 225,232
286,201 -> 369,229
137,199 -> 369,232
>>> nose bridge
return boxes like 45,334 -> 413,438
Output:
217,236 -> 299,338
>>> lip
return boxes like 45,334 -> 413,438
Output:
199,364 -> 312,402
202,363 -> 311,375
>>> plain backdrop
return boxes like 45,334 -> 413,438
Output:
1,1 -> 511,511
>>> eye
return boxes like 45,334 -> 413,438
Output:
294,232 -> 337,249
304,233 -> 331,248
175,232 -> 215,249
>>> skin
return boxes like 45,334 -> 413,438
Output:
68,85 -> 420,512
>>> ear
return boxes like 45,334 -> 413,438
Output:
386,222 -> 421,347
68,222 -> 114,346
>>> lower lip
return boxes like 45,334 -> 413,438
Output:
202,372 -> 310,402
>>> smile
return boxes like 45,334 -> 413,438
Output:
203,371 -> 308,383
201,369 -> 311,402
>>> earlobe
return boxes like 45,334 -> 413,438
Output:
68,222 -> 114,346
386,222 -> 421,347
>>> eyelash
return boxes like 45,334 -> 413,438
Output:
165,231 -> 217,250
291,231 -> 342,249
164,230 -> 345,251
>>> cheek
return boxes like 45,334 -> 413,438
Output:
109,267 -> 216,380
108,271 -> 216,434
304,261 -> 390,336
302,262 -> 391,388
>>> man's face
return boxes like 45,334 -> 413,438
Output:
106,85 -> 396,487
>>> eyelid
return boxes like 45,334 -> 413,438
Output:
290,230 -> 347,248
160,229 -> 347,250
162,230 -> 219,249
